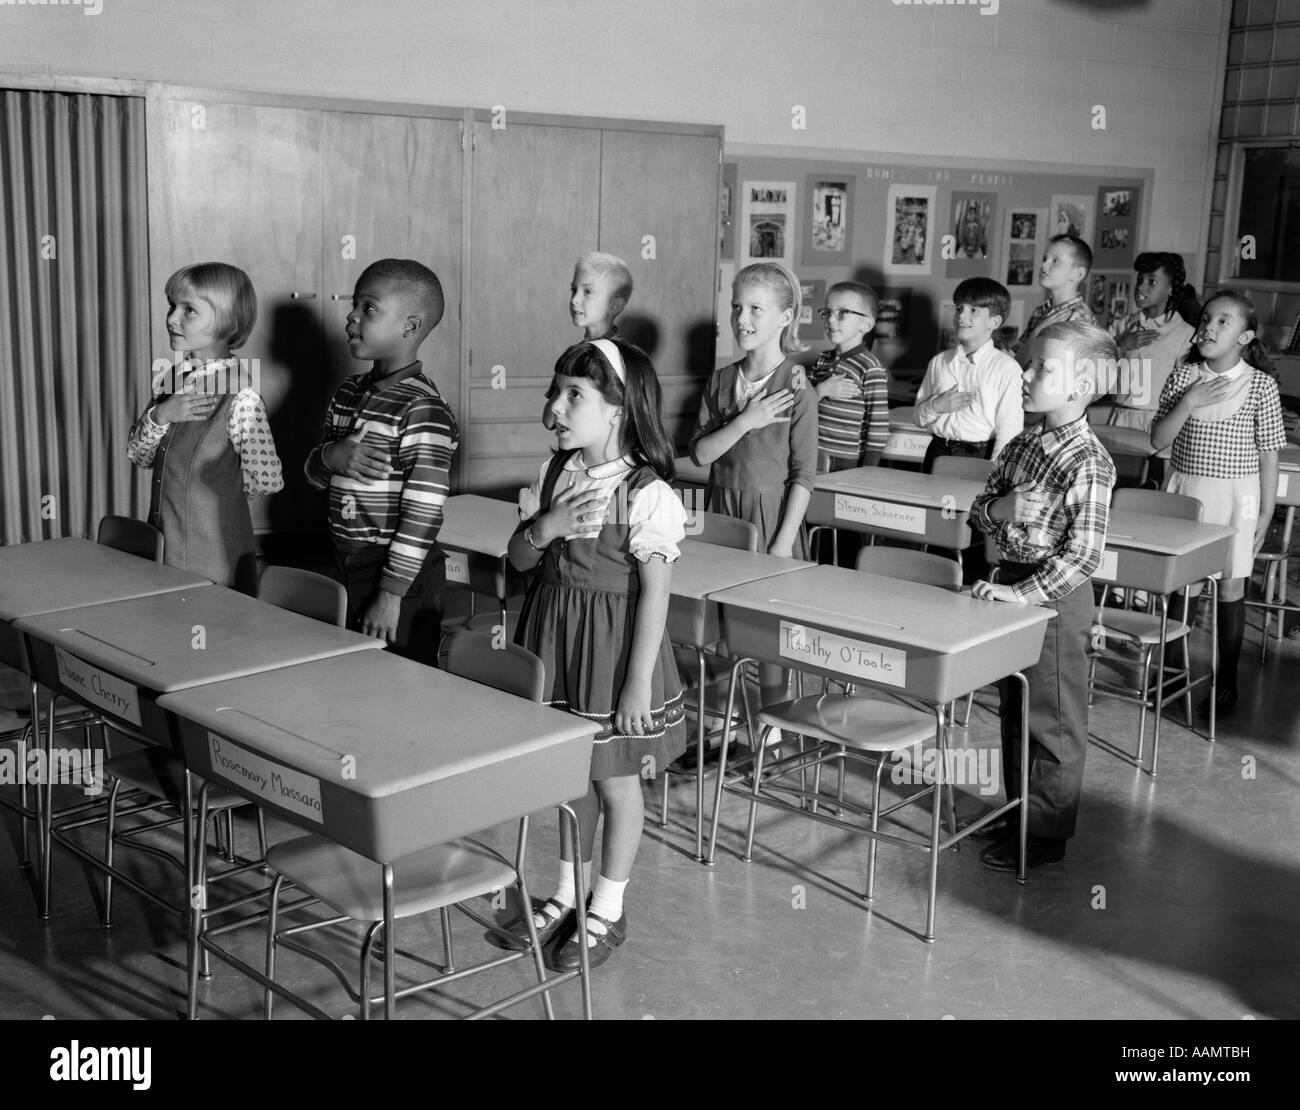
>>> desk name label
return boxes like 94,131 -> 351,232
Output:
445,551 -> 469,584
54,648 -> 142,726
207,732 -> 323,824
884,431 -> 930,460
1278,473 -> 1290,499
835,494 -> 926,535
779,620 -> 907,688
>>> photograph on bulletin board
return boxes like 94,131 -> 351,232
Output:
945,191 -> 997,279
1093,184 -> 1140,270
1088,272 -> 1109,318
1001,207 -> 1046,288
741,180 -> 796,270
720,163 -> 738,261
874,287 -> 912,341
797,278 -> 826,342
1049,194 -> 1093,242
801,175 -> 855,266
883,184 -> 937,275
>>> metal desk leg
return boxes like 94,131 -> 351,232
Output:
561,802 -> 592,1020
1013,671 -> 1030,885
39,692 -> 54,919
693,648 -> 706,862
705,658 -> 749,866
383,863 -> 395,1020
924,703 -> 946,944
1149,595 -> 1169,777
186,776 -> 208,1020
1207,576 -> 1219,744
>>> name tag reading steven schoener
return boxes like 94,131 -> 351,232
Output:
54,647 -> 142,727
834,493 -> 926,536
207,731 -> 324,824
779,620 -> 907,688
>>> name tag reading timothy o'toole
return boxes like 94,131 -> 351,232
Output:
779,620 -> 907,687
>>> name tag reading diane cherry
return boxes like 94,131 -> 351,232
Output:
206,732 -> 324,824
779,620 -> 907,688
54,648 -> 142,727
834,493 -> 927,536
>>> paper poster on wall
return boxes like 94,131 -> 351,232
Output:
883,184 -> 936,276
798,278 -> 826,341
1001,207 -> 1046,288
720,163 -> 738,261
1093,184 -> 1140,269
741,180 -> 796,270
945,191 -> 997,278
874,288 -> 912,341
716,262 -> 736,360
1088,272 -> 1109,318
1049,194 -> 1093,242
801,175 -> 855,265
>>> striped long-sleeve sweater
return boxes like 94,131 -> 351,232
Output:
305,366 -> 459,596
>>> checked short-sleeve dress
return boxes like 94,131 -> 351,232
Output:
515,450 -> 689,780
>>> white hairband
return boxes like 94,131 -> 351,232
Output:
590,338 -> 626,384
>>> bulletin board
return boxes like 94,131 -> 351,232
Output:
718,148 -> 1153,384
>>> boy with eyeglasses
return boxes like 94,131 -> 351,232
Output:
808,281 -> 889,474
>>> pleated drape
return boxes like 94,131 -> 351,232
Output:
0,90 -> 150,544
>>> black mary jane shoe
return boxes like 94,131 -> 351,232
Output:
962,813 -> 1019,841
484,897 -> 569,953
550,904 -> 627,971
1200,687 -> 1238,720
980,833 -> 1066,872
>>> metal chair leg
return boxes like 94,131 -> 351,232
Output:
264,873 -> 284,1020
439,906 -> 455,973
866,753 -> 888,902
102,777 -> 122,928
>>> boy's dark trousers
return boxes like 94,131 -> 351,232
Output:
994,562 -> 1093,840
334,541 -> 446,667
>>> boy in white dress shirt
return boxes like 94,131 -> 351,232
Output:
915,277 -> 1023,472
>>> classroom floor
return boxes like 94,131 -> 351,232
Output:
2,608 -> 1298,1022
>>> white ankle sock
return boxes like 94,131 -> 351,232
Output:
536,860 -> 591,926
588,875 -> 627,934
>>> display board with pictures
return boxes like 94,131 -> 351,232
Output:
722,154 -> 1148,369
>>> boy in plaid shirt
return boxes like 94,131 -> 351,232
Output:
969,321 -> 1117,871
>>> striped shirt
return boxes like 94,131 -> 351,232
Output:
970,414 -> 1116,603
304,365 -> 459,595
807,342 -> 889,462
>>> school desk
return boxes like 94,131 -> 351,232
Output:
706,564 -> 1053,941
881,406 -> 932,466
666,540 -> 814,861
807,466 -> 988,566
0,538 -> 211,874
1093,510 -> 1237,774
157,650 -> 599,1018
16,585 -> 383,917
438,494 -> 525,625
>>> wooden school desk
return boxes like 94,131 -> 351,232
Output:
706,564 -> 1052,941
16,585 -> 383,917
438,494 -> 525,626
807,466 -> 988,568
157,650 -> 600,1019
1093,510 -> 1236,774
667,540 -> 814,861
881,406 -> 932,467
0,538 -> 211,871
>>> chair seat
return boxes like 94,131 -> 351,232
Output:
105,750 -> 249,812
1092,609 -> 1190,646
1256,545 -> 1290,563
267,834 -> 516,922
757,695 -> 934,753
673,643 -> 734,683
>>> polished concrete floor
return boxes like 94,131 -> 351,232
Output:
2,608 -> 1298,1021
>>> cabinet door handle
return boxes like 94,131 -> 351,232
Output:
290,291 -> 317,300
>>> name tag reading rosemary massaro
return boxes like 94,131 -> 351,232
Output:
778,620 -> 907,688
207,731 -> 324,824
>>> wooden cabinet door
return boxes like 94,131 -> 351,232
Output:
464,121 -> 601,494
597,129 -> 721,447
147,98 -> 323,534
321,111 -> 464,483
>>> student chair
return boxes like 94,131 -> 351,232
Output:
1087,488 -> 1205,769
709,547 -> 968,941
930,455 -> 999,571
660,511 -> 761,859
1255,503 -> 1295,661
258,631 -> 591,1020
96,515 -> 164,563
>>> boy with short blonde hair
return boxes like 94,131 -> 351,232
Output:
1015,234 -> 1095,367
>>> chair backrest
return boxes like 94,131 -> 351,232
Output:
1112,487 -> 1203,522
258,565 -> 348,627
445,631 -> 545,703
855,545 -> 962,591
96,515 -> 164,562
930,455 -> 993,484
687,509 -> 760,552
